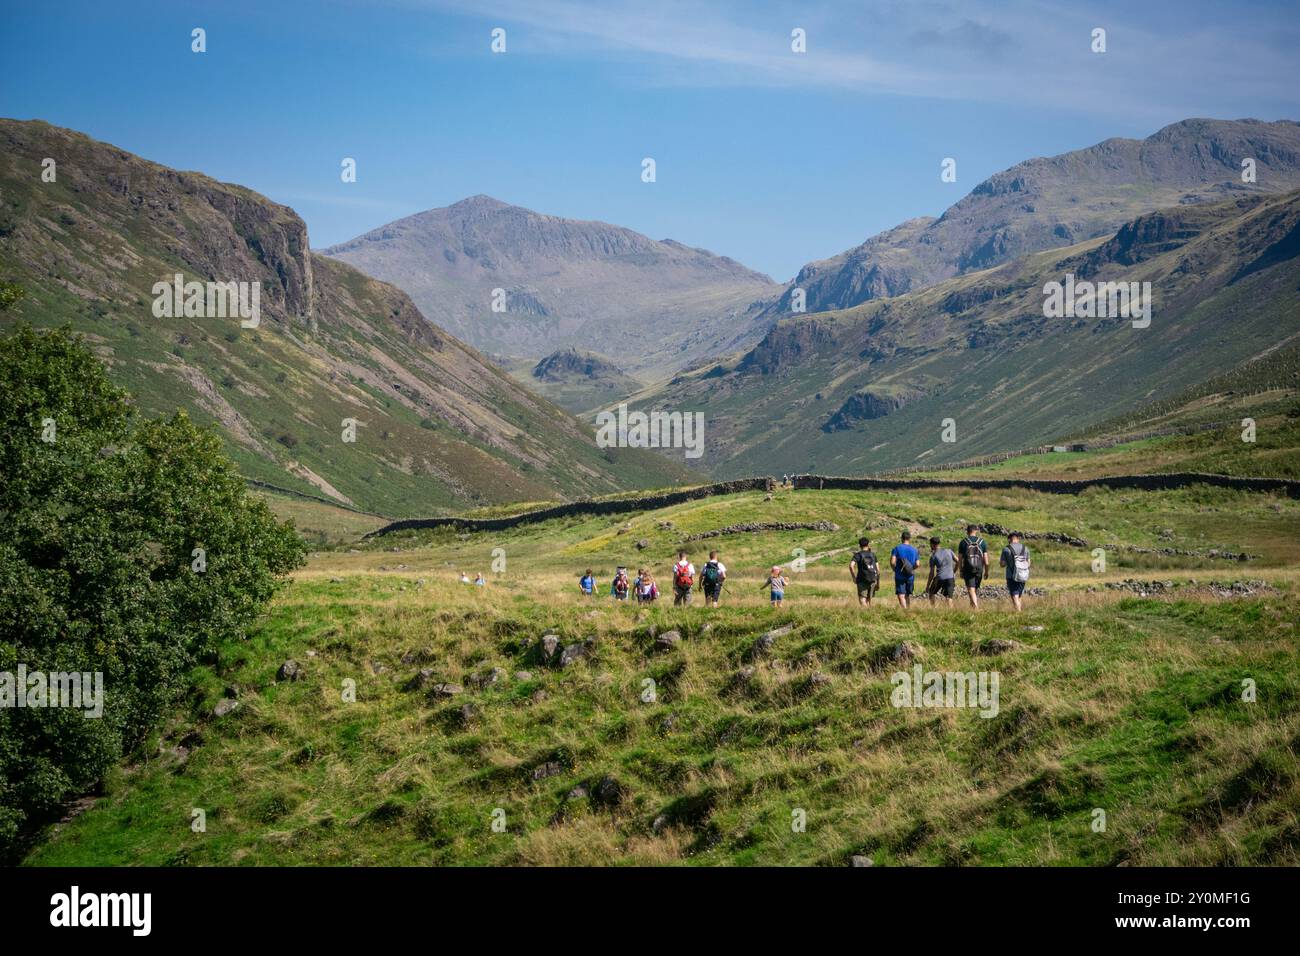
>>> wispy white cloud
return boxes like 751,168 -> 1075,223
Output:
411,0 -> 1300,119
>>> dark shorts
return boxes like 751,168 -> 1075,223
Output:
1006,579 -> 1026,597
857,581 -> 877,599
929,578 -> 955,598
703,584 -> 721,599
895,576 -> 915,596
963,574 -> 982,590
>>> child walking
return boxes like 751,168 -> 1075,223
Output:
761,565 -> 788,607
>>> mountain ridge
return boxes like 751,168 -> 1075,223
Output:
321,194 -> 780,378
0,118 -> 690,515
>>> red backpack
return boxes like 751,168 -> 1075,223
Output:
673,563 -> 693,589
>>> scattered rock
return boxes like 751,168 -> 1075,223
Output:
635,539 -> 650,550
749,625 -> 792,659
514,670 -> 534,682
531,689 -> 549,704
538,634 -> 561,664
566,785 -> 589,801
871,641 -> 923,669
456,703 -> 477,726
660,713 -> 679,734
685,520 -> 840,541
531,761 -> 564,781
330,577 -> 343,584
850,855 -> 875,867
467,667 -> 506,690
559,641 -> 591,668
403,668 -> 434,692
978,638 -> 1030,656
592,775 -> 624,807
213,698 -> 240,718
1024,625 -> 1045,633
277,660 -> 302,682
653,630 -> 682,652
429,682 -> 463,699
652,814 -> 669,833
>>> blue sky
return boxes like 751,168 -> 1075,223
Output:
3,0 -> 1298,280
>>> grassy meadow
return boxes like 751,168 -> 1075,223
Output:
25,468 -> 1300,866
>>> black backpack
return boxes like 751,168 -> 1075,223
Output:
855,550 -> 879,584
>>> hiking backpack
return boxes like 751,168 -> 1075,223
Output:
614,573 -> 629,595
963,537 -> 984,572
702,562 -> 722,588
855,550 -> 879,584
674,563 -> 693,589
1012,545 -> 1031,583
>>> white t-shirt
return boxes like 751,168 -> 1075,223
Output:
673,561 -> 695,586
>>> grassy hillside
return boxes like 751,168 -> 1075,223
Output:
0,119 -> 689,516
26,474 -> 1300,866
647,191 -> 1300,479
902,390 -> 1300,481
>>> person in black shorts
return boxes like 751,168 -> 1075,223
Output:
957,524 -> 989,609
925,536 -> 957,606
849,537 -> 879,606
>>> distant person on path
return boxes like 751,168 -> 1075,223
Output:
761,565 -> 788,607
1000,532 -> 1032,612
957,524 -> 989,608
672,551 -> 696,606
636,570 -> 659,603
474,572 -> 486,587
700,550 -> 727,607
579,568 -> 596,597
459,572 -> 471,585
925,537 -> 956,606
849,537 -> 880,606
890,531 -> 920,609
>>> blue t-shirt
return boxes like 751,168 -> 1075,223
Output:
890,544 -> 919,581
580,575 -> 595,594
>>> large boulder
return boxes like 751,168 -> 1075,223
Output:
277,659 -> 303,682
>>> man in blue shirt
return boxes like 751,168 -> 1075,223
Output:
890,531 -> 920,609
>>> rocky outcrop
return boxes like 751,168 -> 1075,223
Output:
822,388 -> 924,431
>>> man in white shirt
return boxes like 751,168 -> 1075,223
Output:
671,550 -> 696,606
699,550 -> 727,607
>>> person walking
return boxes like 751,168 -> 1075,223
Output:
925,537 -> 956,607
957,524 -> 989,608
889,531 -> 920,609
671,551 -> 696,606
699,550 -> 727,607
849,537 -> 880,607
1000,532 -> 1032,612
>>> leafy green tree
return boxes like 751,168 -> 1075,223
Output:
0,321 -> 305,857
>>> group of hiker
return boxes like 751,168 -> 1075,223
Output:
849,526 -> 1032,611
580,550 -> 734,606
576,526 -> 1032,611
